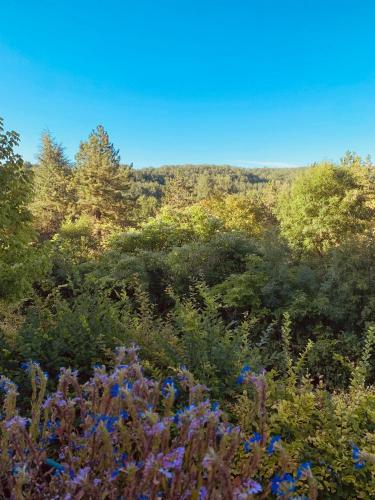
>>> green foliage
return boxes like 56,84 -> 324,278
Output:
2,118 -> 375,496
0,118 -> 47,302
30,132 -> 72,239
233,335 -> 375,499
73,125 -> 133,235
277,162 -> 375,255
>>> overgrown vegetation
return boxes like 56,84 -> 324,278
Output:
1,118 -> 375,498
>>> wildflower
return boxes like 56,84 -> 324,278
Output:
267,434 -> 281,454
244,432 -> 262,453
236,364 -> 252,384
296,461 -> 312,479
162,447 -> 185,470
271,473 -> 296,496
110,383 -> 120,398
243,478 -> 263,494
111,468 -> 122,480
42,397 -> 53,409
159,467 -> 173,479
71,466 -> 91,486
146,421 -> 166,436
161,376 -> 179,399
5,416 -> 28,430
352,445 -> 366,469
199,486 -> 208,499
120,409 -> 129,420
115,452 -> 128,467
21,360 -> 40,372
124,381 -> 133,391
0,377 -> 17,393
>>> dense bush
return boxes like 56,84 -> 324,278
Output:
1,347 -> 374,499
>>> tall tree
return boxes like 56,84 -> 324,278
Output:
0,118 -> 40,300
30,132 -> 71,239
163,172 -> 193,208
73,125 -> 132,232
276,161 -> 375,255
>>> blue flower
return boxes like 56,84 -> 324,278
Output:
120,410 -> 129,420
352,445 -> 366,469
271,473 -> 296,496
199,487 -> 208,500
124,381 -> 133,391
111,468 -> 121,479
110,383 -> 120,398
244,432 -> 262,453
21,360 -> 40,372
296,461 -> 311,479
236,364 -> 252,384
267,435 -> 281,454
161,377 -> 179,399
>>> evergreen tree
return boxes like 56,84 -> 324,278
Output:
30,132 -> 71,239
163,172 -> 193,208
73,125 -> 132,232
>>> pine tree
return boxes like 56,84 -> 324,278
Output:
30,132 -> 71,239
163,172 -> 193,208
73,125 -> 132,233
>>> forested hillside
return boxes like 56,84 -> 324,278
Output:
1,118 -> 374,498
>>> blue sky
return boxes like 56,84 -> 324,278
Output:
1,0 -> 375,167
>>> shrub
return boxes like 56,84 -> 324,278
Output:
0,347 -> 325,499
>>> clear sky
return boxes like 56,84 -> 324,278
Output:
1,0 -> 375,167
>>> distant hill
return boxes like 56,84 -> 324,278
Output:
128,164 -> 306,201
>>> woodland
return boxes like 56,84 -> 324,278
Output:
0,118 -> 374,498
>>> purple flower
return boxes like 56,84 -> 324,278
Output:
159,467 -> 173,479
146,421 -> 166,436
243,478 -> 263,494
162,447 -> 185,470
5,416 -> 28,430
71,466 -> 90,486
